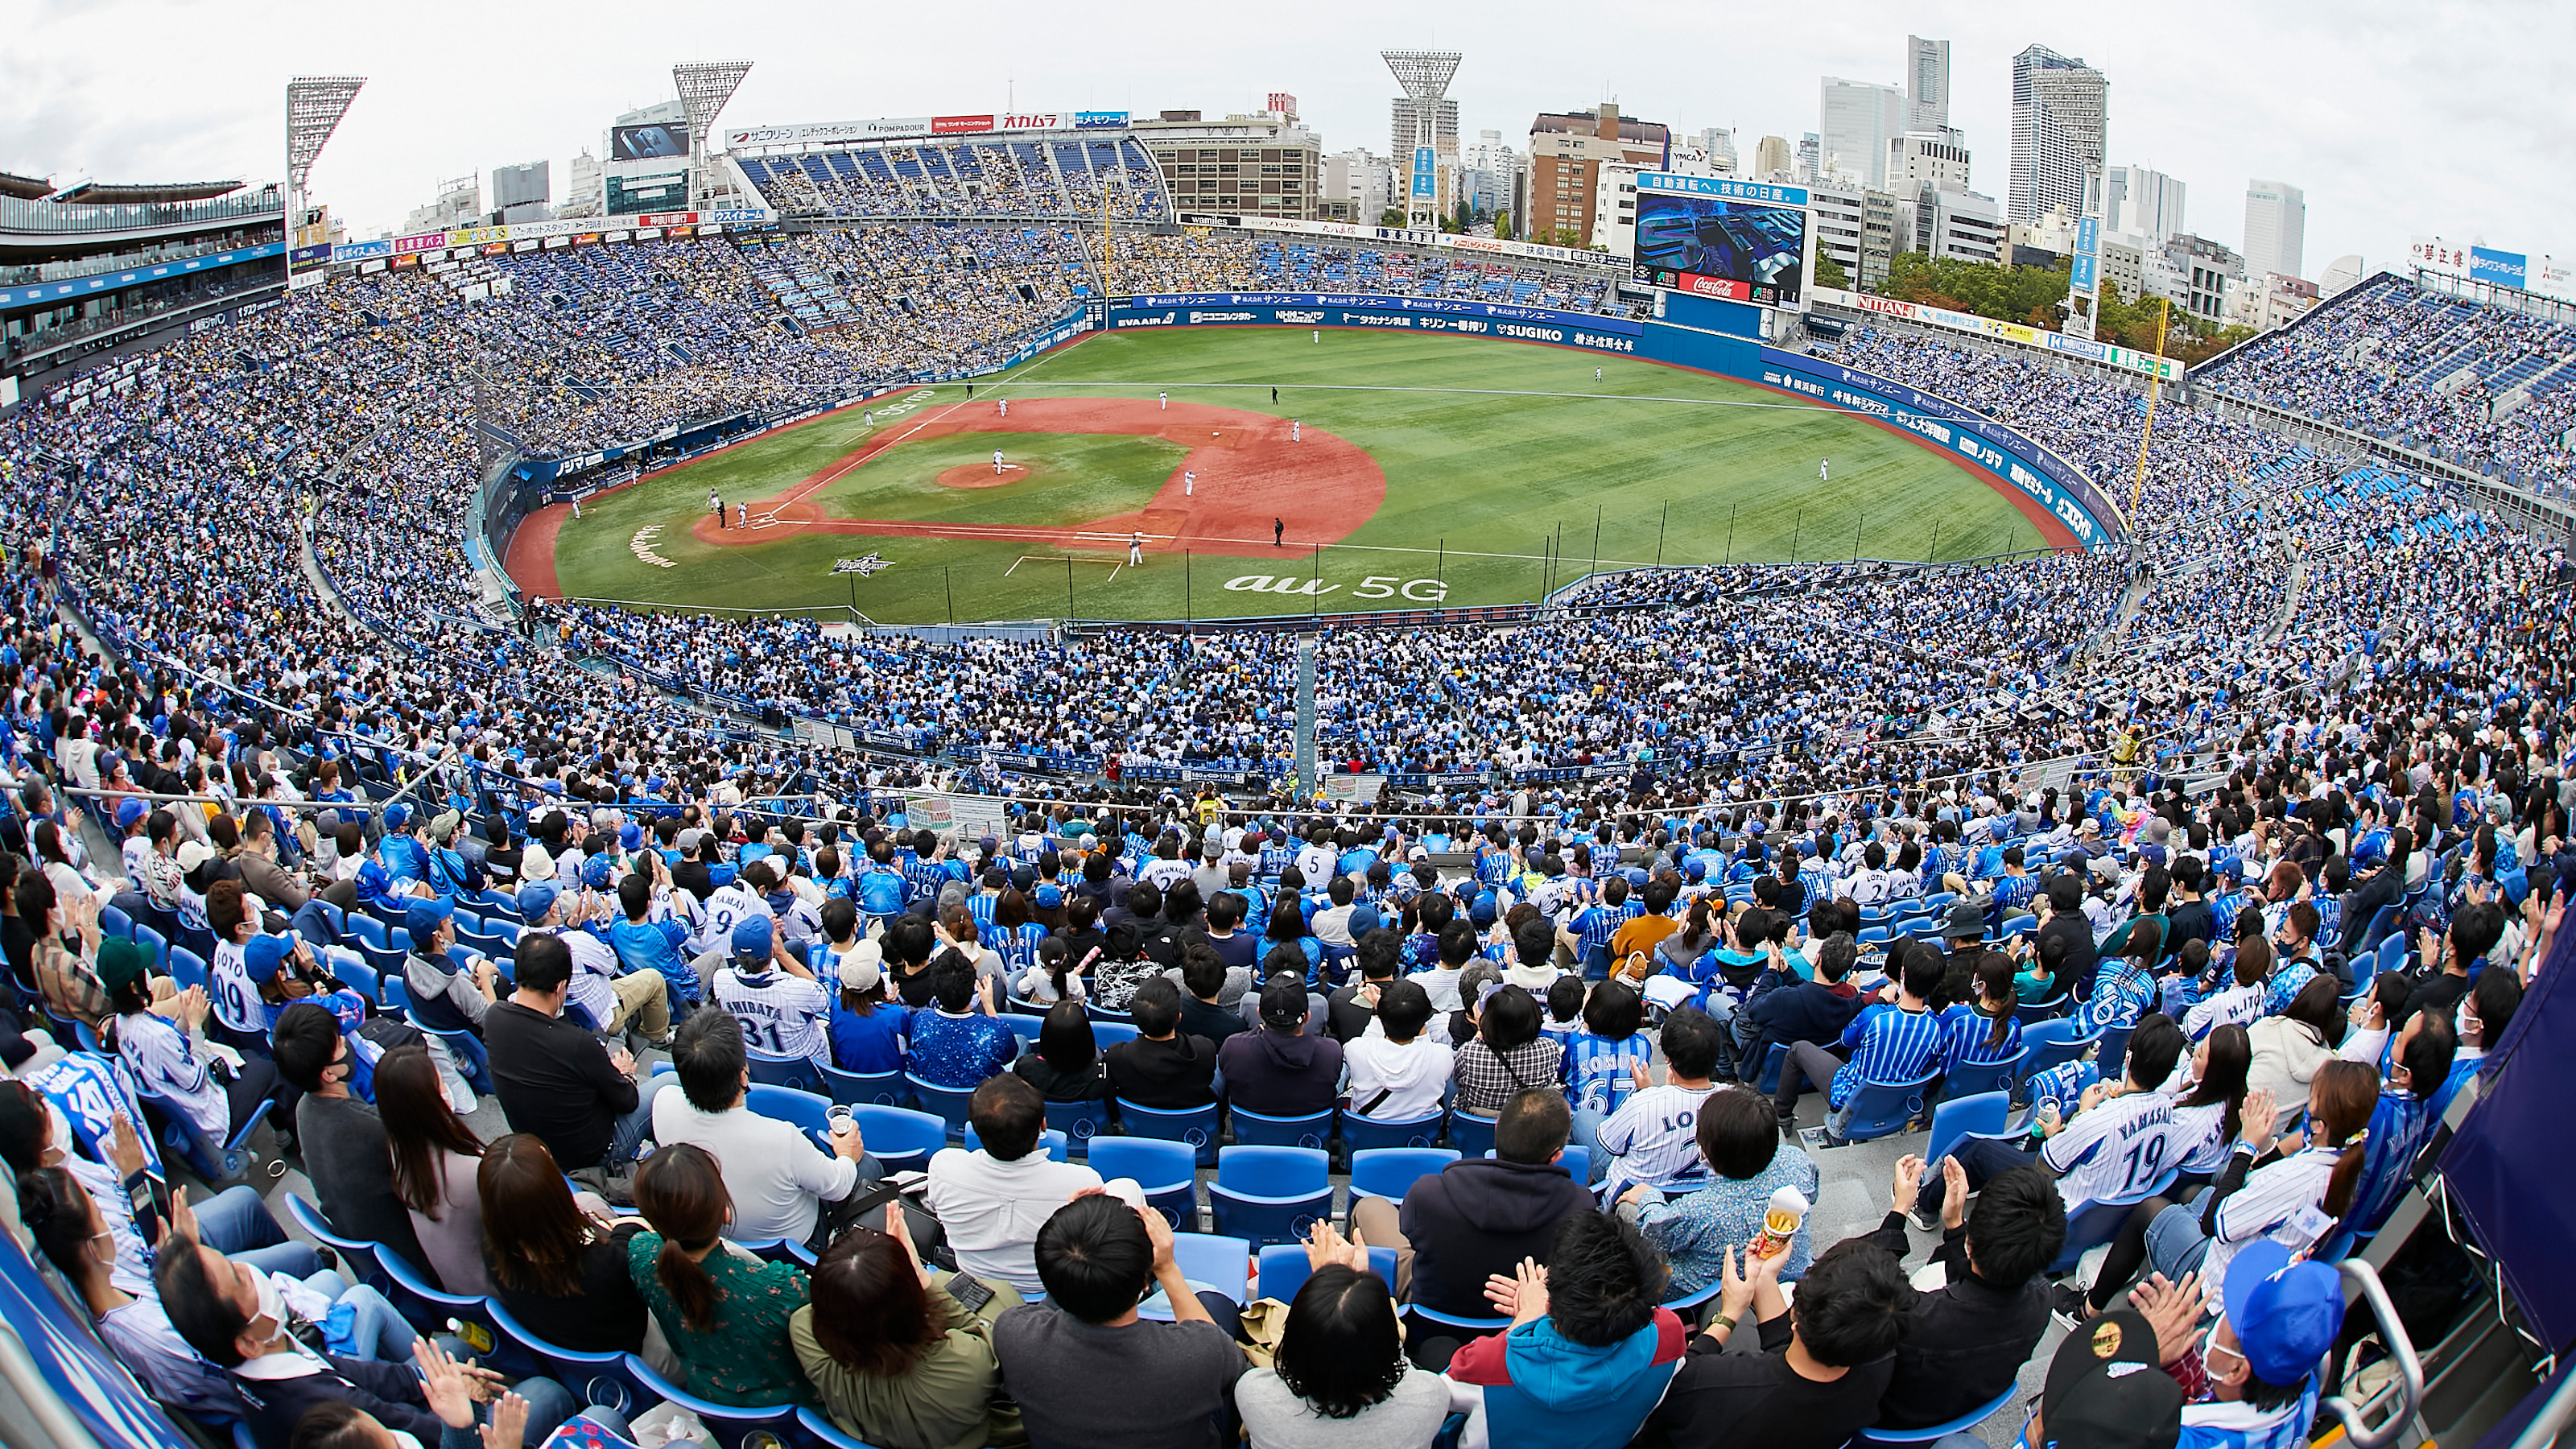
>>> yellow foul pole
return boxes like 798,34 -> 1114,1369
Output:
2129,297 -> 2171,518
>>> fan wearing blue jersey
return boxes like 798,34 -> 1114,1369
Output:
1771,943 -> 1946,1142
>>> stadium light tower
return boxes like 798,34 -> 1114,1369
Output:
672,60 -> 753,214
284,76 -> 364,286
1382,51 -> 1461,231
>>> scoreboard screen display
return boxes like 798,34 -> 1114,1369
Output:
1633,194 -> 1807,307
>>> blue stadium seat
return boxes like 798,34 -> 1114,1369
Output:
745,1084 -> 832,1139
621,1355 -> 798,1449
1938,1049 -> 2027,1104
1229,1105 -> 1335,1150
1838,1071 -> 1942,1145
745,1048 -> 822,1094
1346,1147 -> 1458,1208
817,1061 -> 906,1107
1139,1232 -> 1252,1319
1257,1243 -> 1397,1302
1116,1098 -> 1220,1166
1208,1146 -> 1333,1244
846,1104 -> 946,1171
1339,1109 -> 1446,1154
1444,1111 -> 1497,1159
1042,1098 -> 1112,1154
1088,1137 -> 1198,1229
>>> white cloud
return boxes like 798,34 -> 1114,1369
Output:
2,0 -> 2566,277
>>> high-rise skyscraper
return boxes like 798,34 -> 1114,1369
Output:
1819,78 -> 1907,189
1796,133 -> 1821,183
1753,134 -> 1794,180
2105,165 -> 2186,244
1905,35 -> 1951,131
2242,178 -> 2306,280
2009,45 -> 2107,225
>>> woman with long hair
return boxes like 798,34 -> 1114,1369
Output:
2166,1023 -> 2253,1189
1011,998 -> 1106,1102
792,1209 -> 1025,1449
1232,1226 -> 1450,1446
2248,975 -> 2342,1132
627,1141 -> 818,1407
1940,952 -> 2024,1071
828,957 -> 906,1074
2079,1058 -> 2379,1316
479,1135 -> 651,1357
377,1044 -> 490,1294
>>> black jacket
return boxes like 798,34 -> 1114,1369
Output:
1217,1027 -> 1343,1117
1739,980 -> 1866,1068
1397,1157 -> 1595,1317
1853,1213 -> 2051,1428
1105,1033 -> 1219,1108
2038,911 -> 2102,997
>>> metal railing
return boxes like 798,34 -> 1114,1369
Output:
0,188 -> 280,237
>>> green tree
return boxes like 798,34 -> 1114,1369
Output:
1380,208 -> 1407,227
1814,254 -> 1851,290
1492,210 -> 1511,239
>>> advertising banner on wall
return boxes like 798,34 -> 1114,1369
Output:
724,109 -> 1133,151
1810,287 -> 2184,380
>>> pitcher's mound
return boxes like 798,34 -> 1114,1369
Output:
938,463 -> 1033,489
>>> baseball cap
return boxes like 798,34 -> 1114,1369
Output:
2223,1240 -> 2346,1388
838,938 -> 883,993
581,854 -> 616,890
243,933 -> 296,982
97,937 -> 152,997
115,799 -> 147,830
2037,1309 -> 2182,1449
517,881 -> 561,922
732,916 -> 776,958
403,897 -> 454,943
175,840 -> 216,873
430,810 -> 462,845
384,803 -> 413,832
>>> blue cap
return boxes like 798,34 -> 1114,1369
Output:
620,823 -> 643,851
244,934 -> 295,980
403,897 -> 454,943
2223,1240 -> 2346,1387
384,803 -> 413,831
732,916 -> 775,957
581,854 -> 615,890
518,881 -> 561,921
116,798 -> 147,829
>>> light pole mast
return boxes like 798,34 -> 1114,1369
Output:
1382,51 -> 1461,232
284,77 -> 364,287
672,60 -> 753,215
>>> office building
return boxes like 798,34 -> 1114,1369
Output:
1133,113 -> 1323,221
561,150 -> 602,218
490,160 -> 549,224
1927,189 -> 2006,263
2105,165 -> 2185,245
2009,45 -> 2107,224
1753,134 -> 1794,180
2242,178 -> 2306,282
1812,180 -> 1902,287
1820,78 -> 1906,189
1889,132 -> 1971,196
1906,35 -> 1951,130
1319,149 -> 1393,223
400,175 -> 480,235
1796,133 -> 1821,183
1527,104 -> 1670,248
2159,232 -> 2244,320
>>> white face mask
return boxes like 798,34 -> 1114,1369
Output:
247,1267 -> 288,1347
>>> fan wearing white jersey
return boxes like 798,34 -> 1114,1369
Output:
1913,1013 -> 2196,1227
709,917 -> 832,1068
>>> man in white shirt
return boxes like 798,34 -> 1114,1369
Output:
651,1007 -> 874,1248
922,1075 -> 1128,1296
698,865 -> 773,957
1915,1013 -> 2195,1226
1342,980 -> 1453,1121
1589,1009 -> 1727,1196
709,919 -> 832,1067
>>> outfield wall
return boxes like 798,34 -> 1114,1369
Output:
1099,293 -> 2122,546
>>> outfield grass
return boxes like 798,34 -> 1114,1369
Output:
548,328 -> 2049,624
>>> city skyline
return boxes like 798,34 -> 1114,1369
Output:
0,0 -> 2553,284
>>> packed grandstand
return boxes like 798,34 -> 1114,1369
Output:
0,93 -> 2572,1449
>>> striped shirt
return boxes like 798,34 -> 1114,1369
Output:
114,1011 -> 227,1140
2043,1090 -> 2186,1207
2178,1383 -> 2322,1449
1573,901 -> 1641,958
2167,1098 -> 2236,1175
2203,1143 -> 2343,1288
2347,1088 -> 2433,1232
2086,960 -> 2161,1031
711,967 -> 832,1067
1562,1030 -> 1654,1117
1936,1005 -> 2023,1071
2182,984 -> 2267,1042
1596,1081 -> 1721,1196
1830,1003 -> 1946,1107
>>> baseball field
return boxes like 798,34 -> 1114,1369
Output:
513,326 -> 2065,625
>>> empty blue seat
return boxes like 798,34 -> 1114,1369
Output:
1088,1136 -> 1198,1228
488,1300 -> 654,1418
1257,1243 -> 1398,1302
167,947 -> 208,994
2012,993 -> 2071,1026
745,1084 -> 833,1140
1347,1147 -> 1458,1207
1208,1146 -> 1333,1245
1922,1091 -> 2011,1171
1117,1098 -> 1220,1166
2020,1019 -> 2099,1079
848,1104 -> 946,1170
1139,1232 -> 1252,1319
621,1355 -> 799,1449
281,1192 -> 386,1293
906,1075 -> 976,1137
745,1049 -> 823,1094
1939,1048 -> 2027,1104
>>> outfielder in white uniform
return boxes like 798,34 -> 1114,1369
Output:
997,398 -> 1008,417
1128,531 -> 1145,566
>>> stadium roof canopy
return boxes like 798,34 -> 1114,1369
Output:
43,179 -> 246,204
0,171 -> 53,200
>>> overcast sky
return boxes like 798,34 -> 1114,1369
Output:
5,0 -> 2566,276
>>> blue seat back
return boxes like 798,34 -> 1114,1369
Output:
1348,1147 -> 1459,1204
1939,1049 -> 2026,1103
2093,1026 -> 2136,1084
1258,1244 -> 1397,1302
745,1049 -> 822,1094
904,1075 -> 976,1137
167,947 -> 208,994
2012,993 -> 2071,1026
487,1300 -> 650,1417
1230,1105 -> 1335,1150
1042,1098 -> 1111,1153
620,1355 -> 799,1449
745,1084 -> 833,1138
1138,1232 -> 1251,1319
1839,1072 -> 1941,1144
848,1104 -> 947,1166
817,1061 -> 906,1106
1088,1135 -> 1195,1190
1116,1097 -> 1220,1166
1444,1111 -> 1496,1159
1922,1091 -> 2011,1170
1216,1145 -> 1330,1196
1340,1109 -> 1445,1153
2021,1019 -> 2099,1078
